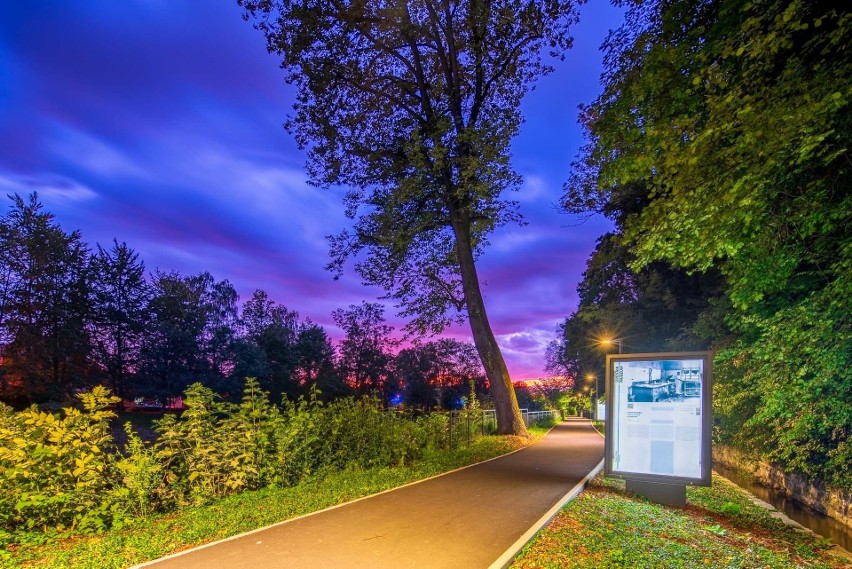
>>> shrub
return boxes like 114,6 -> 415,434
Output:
155,380 -> 284,505
0,378 -> 496,540
275,389 -> 425,484
221,377 -> 283,491
413,412 -> 449,451
0,386 -> 121,533
111,422 -> 164,518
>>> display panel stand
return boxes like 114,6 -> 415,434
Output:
626,480 -> 686,507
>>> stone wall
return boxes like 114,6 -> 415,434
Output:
713,444 -> 852,530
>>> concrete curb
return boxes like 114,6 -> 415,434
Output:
489,458 -> 605,569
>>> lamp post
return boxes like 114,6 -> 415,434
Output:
587,373 -> 599,400
600,337 -> 623,353
590,387 -> 595,419
587,373 -> 601,418
583,385 -> 595,419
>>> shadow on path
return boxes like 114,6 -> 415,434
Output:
135,418 -> 604,569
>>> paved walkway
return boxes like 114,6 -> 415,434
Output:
135,418 -> 604,569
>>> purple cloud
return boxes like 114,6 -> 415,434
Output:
0,0 -> 624,380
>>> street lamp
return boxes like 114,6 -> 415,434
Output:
587,373 -> 601,406
582,385 -> 594,419
600,337 -> 623,353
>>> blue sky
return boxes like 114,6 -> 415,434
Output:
0,0 -> 623,379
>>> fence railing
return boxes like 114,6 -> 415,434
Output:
521,409 -> 561,426
444,408 -> 560,448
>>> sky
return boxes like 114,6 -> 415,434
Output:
0,1 -> 623,380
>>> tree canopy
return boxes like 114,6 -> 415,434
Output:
0,194 -> 503,416
562,0 -> 851,489
240,0 -> 583,435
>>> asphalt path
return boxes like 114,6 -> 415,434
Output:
134,418 -> 604,569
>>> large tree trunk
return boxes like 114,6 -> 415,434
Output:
452,213 -> 528,437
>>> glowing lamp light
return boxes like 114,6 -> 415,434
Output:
600,337 -> 623,353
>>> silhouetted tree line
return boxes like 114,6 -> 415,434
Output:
0,194 -> 486,409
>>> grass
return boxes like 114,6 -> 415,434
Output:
4,431 -> 542,568
511,474 -> 850,569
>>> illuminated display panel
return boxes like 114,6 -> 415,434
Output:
605,352 -> 712,486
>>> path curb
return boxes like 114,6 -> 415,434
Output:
489,458 -> 605,569
490,420 -> 606,568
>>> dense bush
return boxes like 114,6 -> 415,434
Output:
0,387 -> 121,533
0,379 -> 473,536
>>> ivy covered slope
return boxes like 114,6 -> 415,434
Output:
563,0 -> 850,489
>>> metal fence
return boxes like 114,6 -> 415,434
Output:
445,408 -> 560,448
521,409 -> 561,426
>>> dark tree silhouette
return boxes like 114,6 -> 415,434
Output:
0,194 -> 93,402
89,240 -> 149,399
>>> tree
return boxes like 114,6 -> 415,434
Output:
294,321 -> 348,399
563,0 -> 851,489
89,240 -> 149,399
546,232 -> 725,386
198,274 -> 241,392
395,338 -> 484,409
527,374 -> 574,409
333,302 -> 397,401
240,289 -> 300,401
137,271 -> 214,400
0,194 -> 93,402
240,0 -> 583,435
430,338 -> 483,408
395,344 -> 441,409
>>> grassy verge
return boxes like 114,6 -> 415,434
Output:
5,433 -> 537,568
511,474 -> 849,569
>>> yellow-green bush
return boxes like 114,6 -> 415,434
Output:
154,378 -> 285,505
276,392 -> 425,484
0,386 -> 121,533
0,379 -> 474,542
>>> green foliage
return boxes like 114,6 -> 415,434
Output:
715,270 -> 852,489
0,386 -> 121,533
0,193 -> 341,408
332,302 -> 397,400
2,378 -> 476,543
152,380 -> 432,504
396,339 -> 486,411
89,239 -> 149,400
555,390 -> 586,416
562,0 -> 851,491
239,0 -> 582,436
155,381 -> 275,505
0,193 -> 93,403
111,422 -> 163,519
513,475 -> 840,569
5,435 -> 527,568
719,502 -> 742,516
278,391 -> 413,482
240,0 -> 580,334
225,377 -> 282,490
546,235 -> 724,383
414,412 -> 454,449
